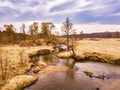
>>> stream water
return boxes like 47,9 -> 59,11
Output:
25,54 -> 120,90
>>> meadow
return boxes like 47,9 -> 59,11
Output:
58,38 -> 120,64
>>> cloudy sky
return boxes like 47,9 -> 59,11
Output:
0,0 -> 120,33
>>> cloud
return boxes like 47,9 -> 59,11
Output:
0,0 -> 120,24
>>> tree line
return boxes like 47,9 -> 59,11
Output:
0,22 -> 57,45
0,17 -> 77,47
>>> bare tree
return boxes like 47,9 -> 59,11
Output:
20,23 -> 26,41
4,24 -> 15,44
41,22 -> 56,44
29,22 -> 39,41
62,17 -> 75,49
80,30 -> 84,40
33,22 -> 39,38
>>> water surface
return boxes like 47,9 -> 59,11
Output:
25,55 -> 120,90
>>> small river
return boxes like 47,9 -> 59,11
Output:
25,54 -> 120,90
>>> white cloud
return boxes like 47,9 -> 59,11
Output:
0,0 -> 120,24
0,0 -> 119,16
110,13 -> 120,16
0,0 -> 13,8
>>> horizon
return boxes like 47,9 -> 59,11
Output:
0,21 -> 120,34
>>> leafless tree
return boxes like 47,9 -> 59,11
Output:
4,24 -> 15,44
20,23 -> 26,41
29,22 -> 39,40
41,22 -> 56,44
62,17 -> 75,47
80,30 -> 84,40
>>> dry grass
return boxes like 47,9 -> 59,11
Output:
1,75 -> 37,90
0,45 -> 53,88
57,38 -> 120,64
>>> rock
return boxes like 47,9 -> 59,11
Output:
83,70 -> 94,77
1,75 -> 38,90
33,66 -> 41,73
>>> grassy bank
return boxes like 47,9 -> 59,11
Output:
0,45 -> 53,89
57,38 -> 120,65
1,75 -> 38,90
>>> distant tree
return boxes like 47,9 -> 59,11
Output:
115,31 -> 120,38
41,22 -> 49,43
47,22 -> 56,34
4,24 -> 15,44
29,22 -> 39,41
33,22 -> 39,37
20,23 -> 26,41
41,22 -> 56,44
80,30 -> 84,40
62,17 -> 75,47
54,31 -> 60,36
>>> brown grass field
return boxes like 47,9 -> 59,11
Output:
0,45 -> 53,89
58,38 -> 120,64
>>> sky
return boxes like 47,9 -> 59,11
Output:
0,0 -> 120,33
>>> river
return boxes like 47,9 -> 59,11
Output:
25,54 -> 120,90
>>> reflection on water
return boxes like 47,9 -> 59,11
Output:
25,55 -> 120,90
25,71 -> 96,90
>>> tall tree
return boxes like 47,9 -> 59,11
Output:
62,17 -> 75,47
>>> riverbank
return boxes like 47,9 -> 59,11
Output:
0,45 -> 53,89
57,39 -> 120,65
1,75 -> 38,90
